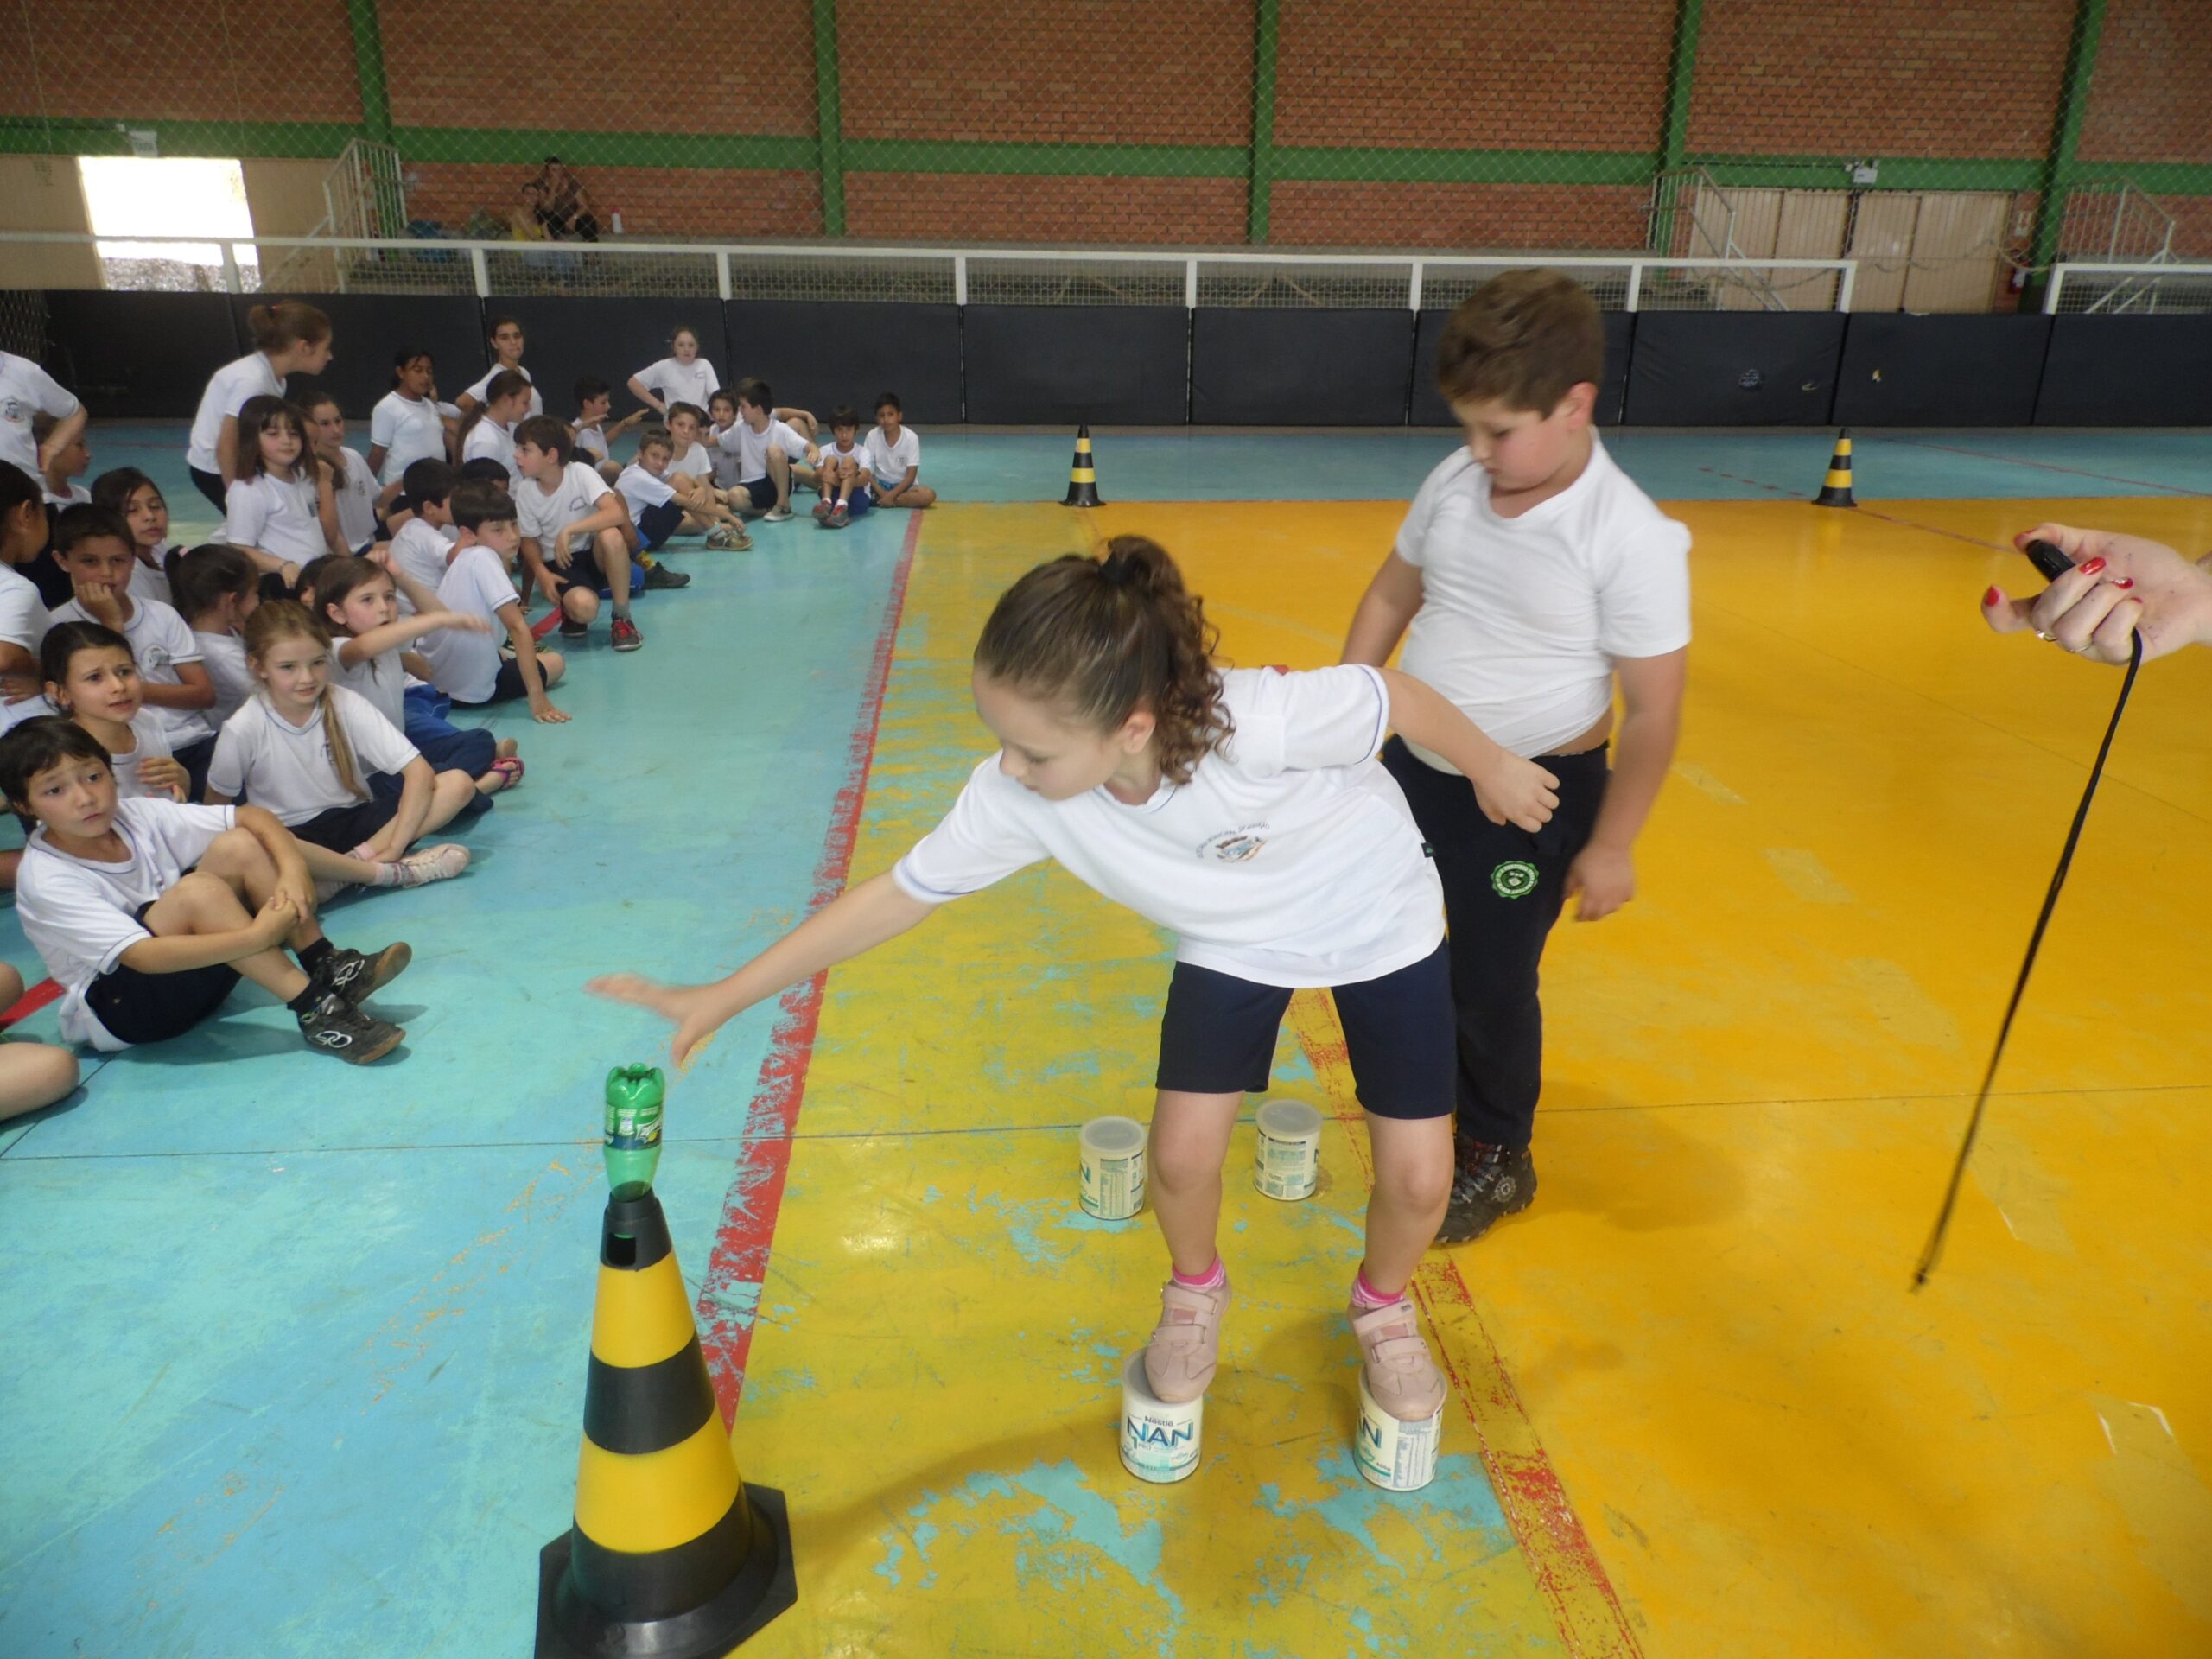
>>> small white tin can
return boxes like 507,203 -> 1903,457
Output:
1120,1351 -> 1203,1484
1354,1372 -> 1441,1491
1078,1116 -> 1147,1219
1252,1098 -> 1323,1201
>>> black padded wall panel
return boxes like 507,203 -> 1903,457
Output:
2034,317 -> 2212,427
41,293 -> 245,419
1622,313 -> 1844,426
1411,310 -> 1632,426
1832,315 -> 2052,427
723,302 -> 963,425
963,306 -> 1189,426
1189,309 -> 1414,425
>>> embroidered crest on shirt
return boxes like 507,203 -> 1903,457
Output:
1199,825 -> 1268,862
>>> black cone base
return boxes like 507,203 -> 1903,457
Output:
1062,481 -> 1103,507
536,1484 -> 797,1658
1813,486 -> 1854,508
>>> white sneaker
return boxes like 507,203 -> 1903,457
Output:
763,505 -> 794,523
393,843 -> 471,887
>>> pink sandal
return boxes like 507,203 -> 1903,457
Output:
484,757 -> 524,791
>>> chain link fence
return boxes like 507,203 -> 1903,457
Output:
2,0 -> 2203,309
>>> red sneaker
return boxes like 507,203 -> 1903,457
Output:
611,616 -> 644,652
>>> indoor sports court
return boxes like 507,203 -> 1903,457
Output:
2,3 -> 2209,1657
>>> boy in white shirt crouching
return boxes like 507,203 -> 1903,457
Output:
1342,269 -> 1690,1244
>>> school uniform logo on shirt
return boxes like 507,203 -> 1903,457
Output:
1491,860 -> 1539,899
1199,824 -> 1268,862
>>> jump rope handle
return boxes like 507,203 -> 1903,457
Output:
2020,537 -> 2076,583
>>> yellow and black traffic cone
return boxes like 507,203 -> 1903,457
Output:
1813,429 -> 1855,508
536,1187 -> 795,1657
1061,423 -> 1103,507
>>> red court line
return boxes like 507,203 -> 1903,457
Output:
1287,990 -> 1643,1659
693,513 -> 921,1424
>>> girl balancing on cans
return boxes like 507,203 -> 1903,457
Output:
590,537 -> 1560,1426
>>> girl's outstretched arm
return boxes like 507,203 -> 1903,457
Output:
589,871 -> 936,1067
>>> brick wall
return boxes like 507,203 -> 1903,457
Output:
2078,0 -> 2212,166
845,175 -> 1247,244
1273,0 -> 1675,151
1269,183 -> 1650,251
1688,0 -> 2076,157
405,163 -> 823,239
13,0 -> 362,125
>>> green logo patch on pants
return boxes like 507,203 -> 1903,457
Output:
1490,860 -> 1540,899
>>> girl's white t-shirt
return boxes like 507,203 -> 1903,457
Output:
187,353 -> 283,473
329,640 -> 409,732
893,665 -> 1443,988
0,353 -> 81,478
1395,437 -> 1693,767
101,709 -> 177,800
329,447 -> 380,549
16,798 -> 238,1049
862,426 -> 920,490
193,628 -> 255,723
224,471 -> 327,566
634,357 -> 720,412
369,391 -> 447,484
127,549 -> 175,611
461,419 -> 520,489
461,364 -> 543,417
207,686 -> 418,823
0,560 -> 50,652
48,594 -> 212,747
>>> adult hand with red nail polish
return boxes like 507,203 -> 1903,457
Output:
1982,522 -> 2212,665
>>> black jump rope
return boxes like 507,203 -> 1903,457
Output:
1912,538 -> 2145,1287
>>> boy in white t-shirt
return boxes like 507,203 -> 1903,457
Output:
863,390 -> 933,508
810,406 -> 873,530
386,458 -> 460,611
571,378 -> 644,488
416,480 -> 571,713
1,715 -> 409,1061
47,506 -> 221,796
662,405 -> 748,548
0,351 -> 84,481
512,416 -> 655,646
1342,269 -> 1691,1243
713,377 -> 815,522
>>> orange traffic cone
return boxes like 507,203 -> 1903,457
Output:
536,1187 -> 795,1656
1061,424 -> 1103,507
1813,429 -> 1855,508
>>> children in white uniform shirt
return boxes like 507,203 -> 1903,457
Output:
626,326 -> 721,417
167,543 -> 263,726
88,467 -> 176,609
713,378 -> 813,519
183,302 -> 332,512
592,537 -> 1567,1433
459,372 -> 531,491
862,391 -> 932,507
369,350 -> 449,486
416,479 -> 573,715
224,396 -> 340,582
512,418 -> 652,640
48,512 -> 217,775
304,392 -> 383,551
457,317 -> 543,418
41,621 -> 185,803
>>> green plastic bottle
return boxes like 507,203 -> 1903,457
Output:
603,1064 -> 665,1198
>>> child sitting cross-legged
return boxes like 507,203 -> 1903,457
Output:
206,601 -> 473,893
41,621 -> 189,802
416,480 -> 570,721
1,715 -> 410,1062
810,405 -> 872,530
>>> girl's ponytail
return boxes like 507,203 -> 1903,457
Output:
975,534 -> 1232,785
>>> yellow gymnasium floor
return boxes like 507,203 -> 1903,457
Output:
734,493 -> 2212,1657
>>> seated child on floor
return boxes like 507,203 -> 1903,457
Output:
89,467 -> 177,607
2,715 -> 410,1063
810,406 -> 872,529
572,377 -> 644,488
663,404 -> 748,548
206,601 -> 473,893
166,543 -> 261,725
416,481 -> 570,719
863,391 -> 933,508
41,621 -> 189,802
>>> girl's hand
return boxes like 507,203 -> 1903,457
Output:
246,891 -> 299,950
138,756 -> 189,800
1471,752 -> 1560,833
1564,844 -> 1634,922
531,697 -> 571,725
588,974 -> 740,1070
1984,524 -> 2212,665
277,862 -> 318,918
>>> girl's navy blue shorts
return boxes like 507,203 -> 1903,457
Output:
1154,940 -> 1452,1119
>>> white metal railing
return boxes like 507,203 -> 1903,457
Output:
2045,261 -> 2212,316
0,232 -> 1859,313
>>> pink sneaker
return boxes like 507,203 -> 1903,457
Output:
1348,1295 -> 1446,1421
1144,1274 -> 1230,1403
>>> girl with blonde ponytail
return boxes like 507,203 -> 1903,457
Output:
594,533 -> 1563,1439
202,601 -> 474,893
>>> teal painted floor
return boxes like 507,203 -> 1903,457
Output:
0,426 -> 2204,1656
